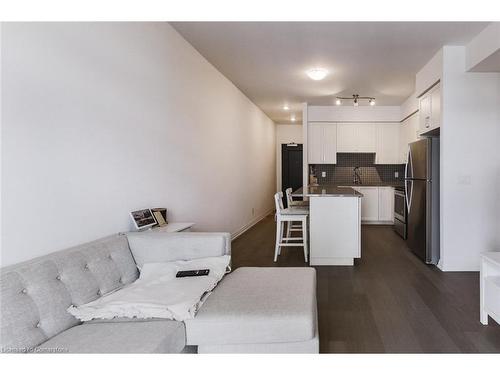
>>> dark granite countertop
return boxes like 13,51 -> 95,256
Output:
310,182 -> 404,188
293,185 -> 363,198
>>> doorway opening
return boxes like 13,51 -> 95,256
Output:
281,143 -> 303,207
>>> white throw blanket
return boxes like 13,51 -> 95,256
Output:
67,255 -> 230,322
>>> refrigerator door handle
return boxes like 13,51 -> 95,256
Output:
405,179 -> 409,211
405,145 -> 412,213
408,180 -> 413,214
405,157 -> 408,180
405,179 -> 412,213
407,146 -> 414,180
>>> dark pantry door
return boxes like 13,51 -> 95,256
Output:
281,143 -> 303,207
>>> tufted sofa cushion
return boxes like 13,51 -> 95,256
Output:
0,234 -> 138,351
36,320 -> 186,353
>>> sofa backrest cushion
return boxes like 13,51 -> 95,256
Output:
126,232 -> 231,269
0,234 -> 138,351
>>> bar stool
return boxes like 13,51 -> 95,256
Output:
284,188 -> 309,239
274,192 -> 309,263
285,187 -> 309,208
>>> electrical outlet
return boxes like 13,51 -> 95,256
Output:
395,171 -> 399,178
321,171 -> 326,178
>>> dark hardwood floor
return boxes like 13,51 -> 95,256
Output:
231,215 -> 500,353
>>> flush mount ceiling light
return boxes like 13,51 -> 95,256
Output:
290,115 -> 296,122
306,68 -> 328,81
283,104 -> 290,111
335,94 -> 376,107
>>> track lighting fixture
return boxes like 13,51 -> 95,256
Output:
335,94 -> 376,106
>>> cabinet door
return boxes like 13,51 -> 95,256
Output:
336,123 -> 357,152
308,123 -> 324,164
376,123 -> 400,164
399,113 -> 420,164
419,94 -> 431,131
378,187 -> 394,222
409,112 -> 420,143
353,187 -> 379,221
357,123 -> 377,152
430,85 -> 441,129
399,119 -> 409,164
323,123 -> 337,164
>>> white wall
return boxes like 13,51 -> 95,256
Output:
440,46 -> 500,271
0,22 -> 276,266
276,124 -> 303,192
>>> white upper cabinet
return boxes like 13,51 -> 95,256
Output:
308,123 -> 324,164
322,124 -> 337,163
419,94 -> 431,130
399,112 -> 420,164
337,123 -> 376,153
419,83 -> 440,133
430,85 -> 441,128
308,122 -> 337,164
357,123 -> 377,152
336,123 -> 357,152
375,123 -> 400,164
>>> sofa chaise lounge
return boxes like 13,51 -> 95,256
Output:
0,231 -> 318,353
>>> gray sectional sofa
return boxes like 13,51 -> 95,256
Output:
0,232 -> 318,353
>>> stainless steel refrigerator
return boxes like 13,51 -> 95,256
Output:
405,138 -> 440,264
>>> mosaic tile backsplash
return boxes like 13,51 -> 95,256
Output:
311,153 -> 405,186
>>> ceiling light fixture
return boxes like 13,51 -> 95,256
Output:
283,104 -> 290,111
306,68 -> 328,81
335,94 -> 376,107
290,115 -> 296,122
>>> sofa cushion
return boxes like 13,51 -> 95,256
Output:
126,232 -> 231,268
185,267 -> 317,346
36,320 -> 185,353
0,234 -> 138,350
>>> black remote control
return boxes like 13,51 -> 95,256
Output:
176,269 -> 210,278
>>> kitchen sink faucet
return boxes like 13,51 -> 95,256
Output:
353,166 -> 362,185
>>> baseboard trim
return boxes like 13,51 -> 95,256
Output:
231,208 -> 275,241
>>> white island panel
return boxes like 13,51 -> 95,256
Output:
309,196 -> 361,266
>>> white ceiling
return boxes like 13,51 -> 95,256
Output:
171,22 -> 489,124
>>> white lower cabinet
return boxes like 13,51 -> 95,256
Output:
351,186 -> 394,223
378,187 -> 395,222
352,187 -> 379,221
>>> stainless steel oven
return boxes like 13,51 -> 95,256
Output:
394,188 -> 407,239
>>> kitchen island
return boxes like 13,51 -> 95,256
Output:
293,185 -> 363,266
